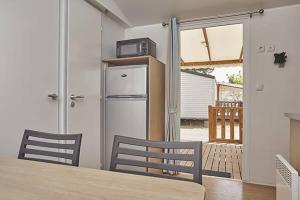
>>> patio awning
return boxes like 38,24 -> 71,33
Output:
180,24 -> 243,68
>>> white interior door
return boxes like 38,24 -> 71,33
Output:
68,0 -> 102,168
0,0 -> 59,157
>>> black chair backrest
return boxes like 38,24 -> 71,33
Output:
18,130 -> 82,167
110,135 -> 202,184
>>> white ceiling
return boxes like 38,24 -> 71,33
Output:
181,29 -> 208,62
206,24 -> 243,61
181,24 -> 243,63
114,0 -> 300,26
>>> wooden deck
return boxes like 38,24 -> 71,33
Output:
181,143 -> 243,180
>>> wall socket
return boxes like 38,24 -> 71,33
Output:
256,83 -> 264,91
258,45 -> 276,53
267,45 -> 276,52
258,45 -> 265,53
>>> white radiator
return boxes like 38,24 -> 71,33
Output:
276,155 -> 299,200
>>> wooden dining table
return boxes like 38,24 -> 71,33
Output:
0,158 -> 205,200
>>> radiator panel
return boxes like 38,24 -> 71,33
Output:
276,155 -> 299,200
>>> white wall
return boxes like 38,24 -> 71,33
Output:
181,72 -> 216,119
102,15 -> 125,58
86,0 -> 130,26
248,4 -> 300,185
125,24 -> 169,64
124,4 -> 300,185
96,0 -> 129,23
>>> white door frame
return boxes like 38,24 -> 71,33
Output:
179,16 -> 251,182
58,0 -> 69,135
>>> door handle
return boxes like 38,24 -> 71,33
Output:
70,94 -> 85,101
48,93 -> 58,100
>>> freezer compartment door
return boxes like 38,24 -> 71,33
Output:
105,98 -> 147,171
106,65 -> 147,96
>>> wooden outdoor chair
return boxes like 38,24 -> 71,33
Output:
110,135 -> 202,184
18,129 -> 82,166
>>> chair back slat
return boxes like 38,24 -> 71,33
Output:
116,136 -> 198,149
116,158 -> 195,173
24,140 -> 76,150
22,148 -> 74,160
110,135 -> 202,184
26,130 -> 80,140
117,147 -> 195,161
18,129 -> 82,166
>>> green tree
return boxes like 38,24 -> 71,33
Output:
227,71 -> 243,85
187,68 -> 214,75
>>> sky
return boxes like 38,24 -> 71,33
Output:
210,65 -> 243,83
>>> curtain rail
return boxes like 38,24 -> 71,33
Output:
162,9 -> 264,27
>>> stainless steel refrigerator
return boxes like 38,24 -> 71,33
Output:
105,65 -> 148,170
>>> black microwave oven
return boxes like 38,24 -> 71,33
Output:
116,38 -> 156,58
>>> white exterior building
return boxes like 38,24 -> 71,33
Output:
181,70 -> 217,120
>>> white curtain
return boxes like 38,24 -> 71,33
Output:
165,17 -> 180,169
